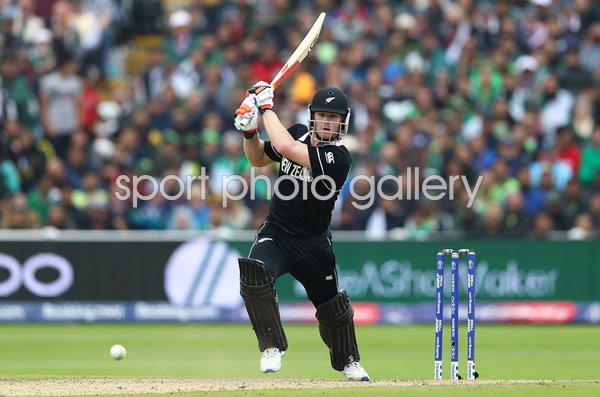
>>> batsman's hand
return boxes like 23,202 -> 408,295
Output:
248,81 -> 274,112
234,96 -> 259,133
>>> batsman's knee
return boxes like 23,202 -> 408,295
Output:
239,257 -> 274,296
316,290 -> 354,326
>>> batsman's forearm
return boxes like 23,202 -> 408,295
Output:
243,137 -> 266,166
262,111 -> 295,153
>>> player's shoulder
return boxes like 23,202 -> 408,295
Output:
287,123 -> 309,140
320,143 -> 352,165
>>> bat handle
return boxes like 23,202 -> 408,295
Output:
248,83 -> 277,95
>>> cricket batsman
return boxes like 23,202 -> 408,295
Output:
233,81 -> 369,381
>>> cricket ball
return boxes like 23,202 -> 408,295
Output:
110,344 -> 127,360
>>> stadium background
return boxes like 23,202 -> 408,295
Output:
0,0 -> 599,326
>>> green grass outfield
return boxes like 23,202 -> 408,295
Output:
0,324 -> 598,396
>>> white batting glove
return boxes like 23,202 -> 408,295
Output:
248,81 -> 274,113
234,96 -> 259,136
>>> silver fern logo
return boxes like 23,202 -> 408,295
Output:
164,238 -> 243,308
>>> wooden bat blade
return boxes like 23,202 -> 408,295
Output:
270,12 -> 326,89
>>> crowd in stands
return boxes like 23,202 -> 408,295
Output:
1,0 -> 600,239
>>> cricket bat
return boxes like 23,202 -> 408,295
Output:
269,12 -> 326,90
239,12 -> 325,127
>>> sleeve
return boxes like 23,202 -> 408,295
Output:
308,146 -> 351,192
262,124 -> 308,162
263,141 -> 283,162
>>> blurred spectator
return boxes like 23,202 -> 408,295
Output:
1,1 -> 19,49
0,50 -> 38,130
209,131 -> 250,195
50,1 -> 81,61
579,127 -> 600,186
364,182 -> 406,239
337,198 -> 363,231
79,0 -> 118,74
127,187 -> 170,230
561,179 -> 587,228
45,203 -> 70,229
539,74 -> 574,147
250,41 -> 283,84
167,181 -> 210,230
0,140 -> 21,197
64,142 -> 89,189
572,96 -> 595,141
71,171 -> 109,211
26,174 -> 59,224
154,129 -> 182,172
532,212 -> 554,239
517,166 -> 546,216
88,204 -> 111,229
207,197 -> 228,231
488,159 -> 520,203
79,67 -> 100,133
170,47 -> 203,99
223,195 -> 251,230
12,0 -> 45,46
502,192 -> 531,234
557,46 -> 593,94
529,149 -> 573,191
580,23 -> 600,72
3,193 -> 37,228
28,27 -> 56,75
589,193 -> 600,229
555,126 -> 581,174
162,9 -> 199,64
140,47 -> 168,102
39,52 -> 82,158
567,213 -> 595,240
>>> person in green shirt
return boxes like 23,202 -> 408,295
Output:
162,9 -> 200,65
0,140 -> 20,199
579,127 -> 600,186
0,50 -> 39,130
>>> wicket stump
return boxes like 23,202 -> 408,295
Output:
434,248 -> 479,381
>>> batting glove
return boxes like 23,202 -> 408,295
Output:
248,81 -> 274,114
234,96 -> 259,138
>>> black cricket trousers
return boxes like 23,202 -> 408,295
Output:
248,222 -> 339,307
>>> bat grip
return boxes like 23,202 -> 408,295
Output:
248,84 -> 274,95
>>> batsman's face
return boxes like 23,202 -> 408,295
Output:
314,112 -> 343,137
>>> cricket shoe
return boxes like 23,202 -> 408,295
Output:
260,348 -> 285,373
342,361 -> 370,381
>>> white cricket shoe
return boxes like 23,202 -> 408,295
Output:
342,361 -> 370,381
260,348 -> 285,373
